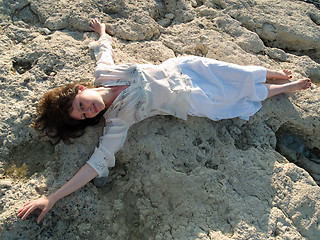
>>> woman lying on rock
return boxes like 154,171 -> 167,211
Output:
18,18 -> 311,223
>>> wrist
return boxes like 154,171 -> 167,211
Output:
47,192 -> 59,203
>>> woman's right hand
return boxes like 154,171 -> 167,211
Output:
17,163 -> 98,223
18,196 -> 56,223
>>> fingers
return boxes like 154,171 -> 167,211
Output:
89,18 -> 100,27
20,205 -> 38,220
24,202 -> 31,207
17,207 -> 28,216
18,201 -> 42,219
18,197 -> 53,223
91,18 -> 100,23
37,209 -> 48,223
17,203 -> 33,216
17,210 -> 25,217
19,201 -> 32,210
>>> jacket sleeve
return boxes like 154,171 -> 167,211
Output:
89,35 -> 115,67
87,118 -> 129,178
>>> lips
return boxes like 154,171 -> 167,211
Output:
93,104 -> 99,113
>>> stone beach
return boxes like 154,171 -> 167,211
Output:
0,0 -> 320,239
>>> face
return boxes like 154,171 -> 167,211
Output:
69,86 -> 105,120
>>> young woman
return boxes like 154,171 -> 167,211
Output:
18,19 -> 311,223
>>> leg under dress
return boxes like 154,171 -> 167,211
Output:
175,56 -> 268,121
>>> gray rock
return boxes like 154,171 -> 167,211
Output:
44,14 -> 69,30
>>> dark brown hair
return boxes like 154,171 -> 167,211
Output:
32,82 -> 105,144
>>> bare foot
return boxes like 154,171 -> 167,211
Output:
286,78 -> 311,92
265,78 -> 311,98
266,69 -> 292,81
89,18 -> 106,37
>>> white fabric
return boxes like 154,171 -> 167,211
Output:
175,56 -> 268,120
87,36 -> 268,178
87,36 -> 191,177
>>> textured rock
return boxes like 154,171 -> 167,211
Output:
0,0 -> 320,239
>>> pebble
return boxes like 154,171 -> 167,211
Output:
29,179 -> 36,185
41,28 -> 51,35
0,179 -> 12,188
0,163 -> 4,175
191,0 -> 198,7
116,175 -> 122,180
77,222 -> 91,233
165,13 -> 175,20
36,183 -> 48,194
157,18 -> 171,27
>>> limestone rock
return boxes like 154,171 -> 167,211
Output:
1,0 -> 320,240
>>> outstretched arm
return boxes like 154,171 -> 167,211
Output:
18,163 -> 98,223
89,18 -> 115,66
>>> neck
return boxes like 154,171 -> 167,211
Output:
97,85 -> 129,110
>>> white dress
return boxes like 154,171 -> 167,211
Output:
174,56 -> 268,121
87,36 -> 268,178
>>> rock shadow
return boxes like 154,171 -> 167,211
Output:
12,58 -> 37,74
298,0 -> 320,10
15,4 -> 40,25
275,124 -> 320,185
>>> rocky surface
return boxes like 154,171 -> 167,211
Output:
0,0 -> 319,239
